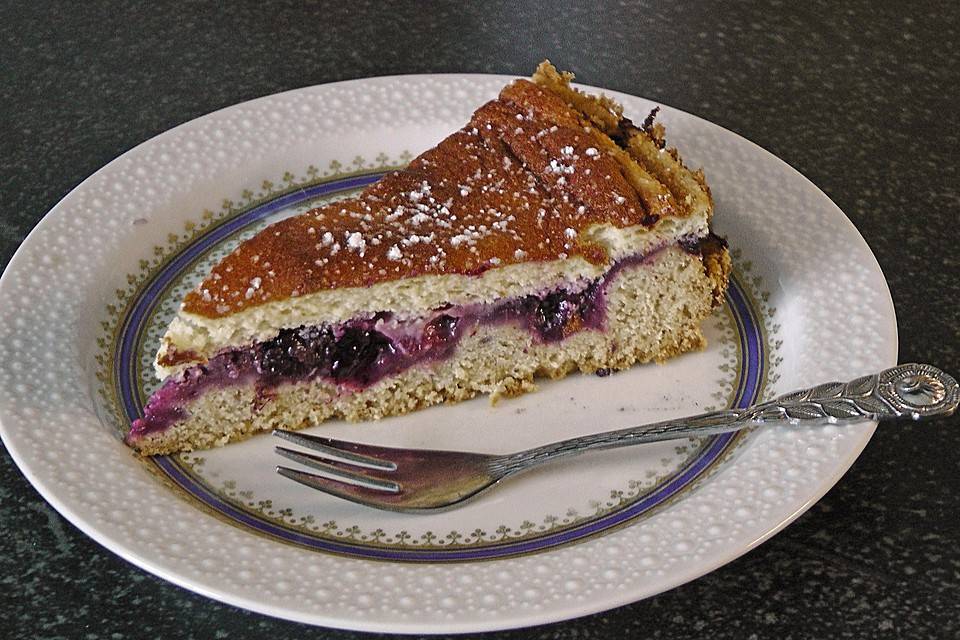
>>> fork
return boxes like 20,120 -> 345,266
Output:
273,363 -> 957,513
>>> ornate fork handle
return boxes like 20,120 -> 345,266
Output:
497,364 -> 958,473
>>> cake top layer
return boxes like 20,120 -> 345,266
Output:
182,73 -> 686,320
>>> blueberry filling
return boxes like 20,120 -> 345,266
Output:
129,246 -> 677,439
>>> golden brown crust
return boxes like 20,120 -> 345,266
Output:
156,344 -> 206,369
531,61 -> 713,222
182,72 -> 694,319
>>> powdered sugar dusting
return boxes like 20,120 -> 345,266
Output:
183,78 -> 681,317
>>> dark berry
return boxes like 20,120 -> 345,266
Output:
290,325 -> 333,367
677,234 -> 702,255
422,314 -> 459,347
536,291 -> 576,341
329,326 -> 395,384
256,326 -> 333,380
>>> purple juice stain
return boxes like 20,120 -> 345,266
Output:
128,247 -> 670,439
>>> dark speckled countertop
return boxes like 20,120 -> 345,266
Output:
2,1 -> 958,638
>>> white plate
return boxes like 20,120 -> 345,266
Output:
0,74 -> 896,633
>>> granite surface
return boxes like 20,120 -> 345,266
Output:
2,1 -> 958,638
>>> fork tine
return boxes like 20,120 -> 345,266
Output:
275,446 -> 400,492
272,429 -> 503,511
276,466 -> 402,508
273,429 -> 397,470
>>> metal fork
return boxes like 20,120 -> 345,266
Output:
274,363 -> 957,513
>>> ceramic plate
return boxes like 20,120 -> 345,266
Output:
0,74 -> 896,633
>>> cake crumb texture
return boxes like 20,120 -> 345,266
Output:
131,247 -> 722,455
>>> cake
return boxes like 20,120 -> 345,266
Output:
125,62 -> 731,456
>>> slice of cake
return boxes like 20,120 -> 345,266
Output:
125,61 -> 731,455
